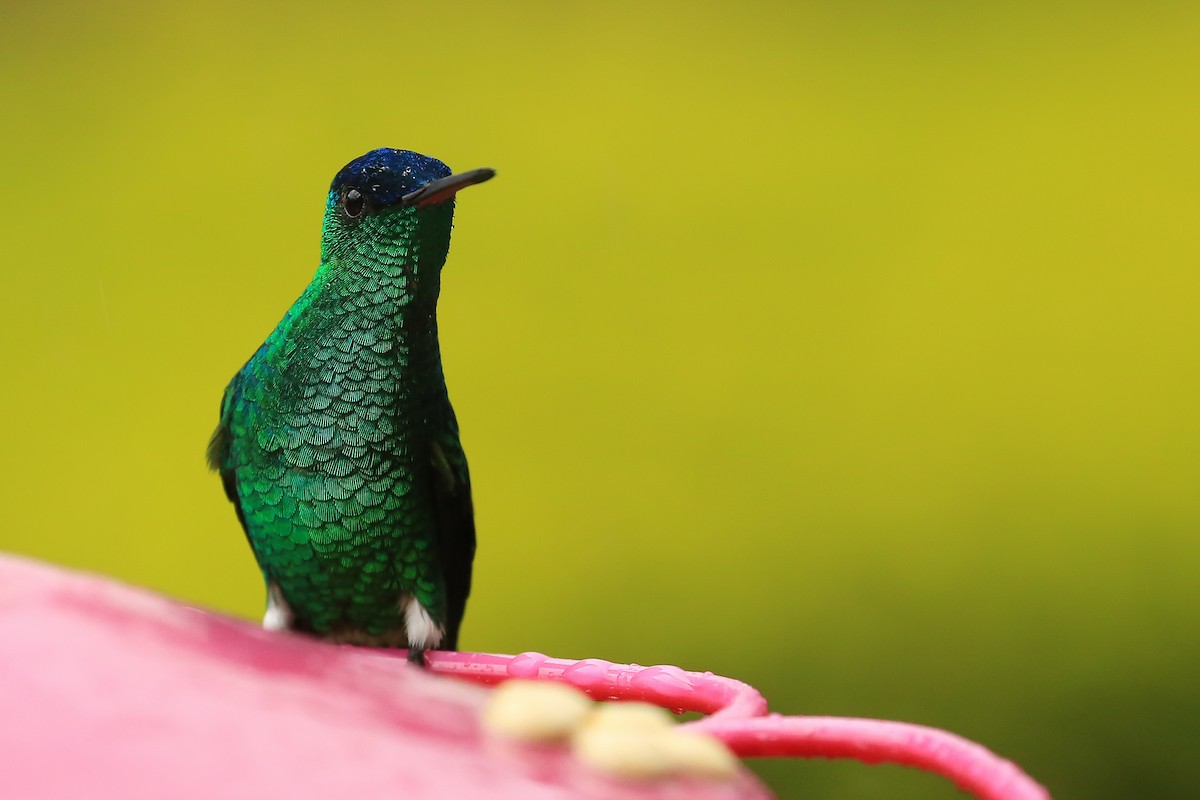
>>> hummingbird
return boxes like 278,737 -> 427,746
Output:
207,148 -> 492,664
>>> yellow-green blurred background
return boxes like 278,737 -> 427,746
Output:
2,2 -> 1197,797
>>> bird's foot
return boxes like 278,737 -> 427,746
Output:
406,647 -> 428,668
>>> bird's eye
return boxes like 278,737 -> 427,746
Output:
342,188 -> 365,219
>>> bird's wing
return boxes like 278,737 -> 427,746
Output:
428,413 -> 476,650
208,378 -> 251,537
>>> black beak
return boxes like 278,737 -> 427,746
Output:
402,168 -> 496,207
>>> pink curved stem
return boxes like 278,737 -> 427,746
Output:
424,650 -> 1051,800
425,650 -> 768,721
689,716 -> 1050,800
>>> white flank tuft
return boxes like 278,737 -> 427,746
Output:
401,595 -> 444,650
262,581 -> 294,632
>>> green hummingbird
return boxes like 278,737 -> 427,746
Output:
208,148 -> 492,663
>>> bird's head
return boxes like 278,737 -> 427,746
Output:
320,148 -> 494,272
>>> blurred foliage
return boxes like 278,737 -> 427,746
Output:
1,2 -> 1197,798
